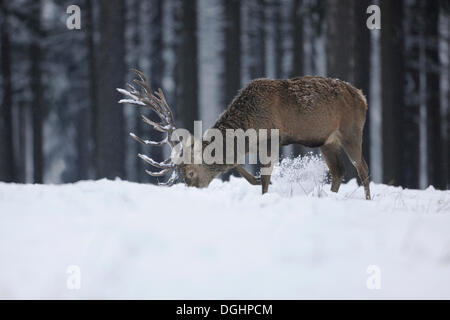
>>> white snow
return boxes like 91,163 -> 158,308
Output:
0,156 -> 449,299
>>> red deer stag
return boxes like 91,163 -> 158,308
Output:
118,70 -> 371,200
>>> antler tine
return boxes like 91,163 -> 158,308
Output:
141,115 -> 169,133
154,88 -> 176,125
126,83 -> 141,97
120,80 -> 173,135
138,154 -> 173,169
133,79 -> 152,98
118,69 -> 180,186
132,70 -> 175,128
145,168 -> 171,177
158,170 -> 179,186
131,69 -> 151,91
131,79 -> 171,127
133,72 -> 170,121
129,133 -> 167,146
145,95 -> 170,124
126,83 -> 135,92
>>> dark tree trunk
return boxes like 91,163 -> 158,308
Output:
178,0 -> 199,133
73,0 -> 94,181
381,0 -> 404,186
291,0 -> 303,78
18,103 -> 27,183
326,0 -> 357,181
221,0 -> 242,181
0,1 -> 15,182
448,16 -> 450,189
171,1 -> 181,115
402,0 -> 421,189
224,0 -> 241,106
353,0 -> 371,172
247,0 -> 266,79
326,0 -> 354,82
29,0 -> 44,183
273,0 -> 283,79
241,0 -> 266,177
133,0 -> 144,183
424,1 -> 445,189
96,0 -> 126,179
86,0 -> 97,179
75,99 -> 90,180
146,0 -> 164,183
446,0 -> 450,188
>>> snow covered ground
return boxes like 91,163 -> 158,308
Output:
0,157 -> 449,299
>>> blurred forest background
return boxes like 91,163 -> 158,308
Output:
0,0 -> 449,190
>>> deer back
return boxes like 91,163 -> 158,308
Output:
213,76 -> 367,148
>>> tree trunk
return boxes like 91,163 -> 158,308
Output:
222,0 -> 243,180
326,0 -> 354,82
291,0 -> 303,78
223,0 -> 241,106
221,0 -> 242,180
381,0 -> 404,186
96,0 -> 126,179
353,0 -> 371,173
18,103 -> 27,183
273,0 -> 283,79
445,0 -> 450,188
147,0 -> 164,183
72,1 -> 94,181
247,0 -> 266,79
29,0 -> 44,183
424,1 -> 444,189
75,99 -> 90,180
0,0 -> 15,182
86,0 -> 97,179
326,0 -> 356,181
133,0 -> 144,183
178,0 -> 199,133
401,0 -> 421,189
239,0 -> 266,178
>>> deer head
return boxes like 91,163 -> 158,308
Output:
117,70 -> 227,187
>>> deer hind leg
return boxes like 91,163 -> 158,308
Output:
320,142 -> 346,193
340,130 -> 371,200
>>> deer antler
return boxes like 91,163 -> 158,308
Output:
117,69 -> 180,186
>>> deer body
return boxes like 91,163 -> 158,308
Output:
205,76 -> 370,199
214,76 -> 365,147
119,71 -> 371,200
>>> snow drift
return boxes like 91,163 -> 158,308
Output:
0,156 -> 449,299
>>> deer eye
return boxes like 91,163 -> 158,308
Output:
188,171 -> 194,178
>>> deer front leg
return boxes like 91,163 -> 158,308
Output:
235,165 -> 261,185
261,175 -> 271,194
260,164 -> 274,194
